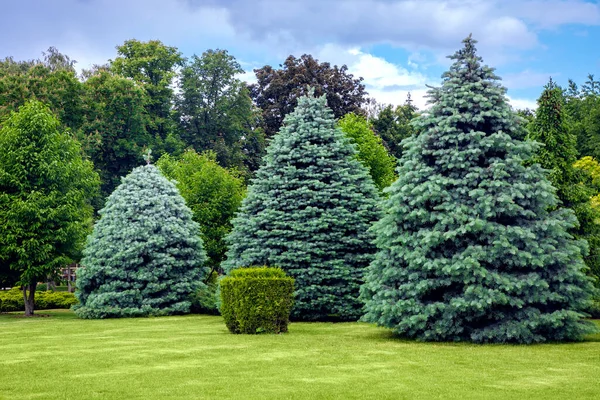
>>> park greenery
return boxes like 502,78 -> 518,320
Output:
74,162 -> 208,318
0,312 -> 598,399
220,267 -> 294,334
0,35 -> 599,351
360,36 -> 596,343
223,93 -> 381,321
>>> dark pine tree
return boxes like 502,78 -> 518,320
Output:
223,93 -> 381,321
529,79 -> 600,286
361,36 -> 597,343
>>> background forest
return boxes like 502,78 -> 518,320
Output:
0,39 -> 599,315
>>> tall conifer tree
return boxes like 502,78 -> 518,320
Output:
75,159 -> 207,318
223,93 -> 380,321
361,36 -> 597,343
528,81 -> 600,284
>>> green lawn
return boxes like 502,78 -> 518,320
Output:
0,311 -> 598,400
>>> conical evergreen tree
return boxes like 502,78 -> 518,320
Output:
361,36 -> 597,343
529,81 -> 600,283
75,160 -> 207,318
223,93 -> 381,321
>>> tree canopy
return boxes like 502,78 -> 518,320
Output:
176,49 -> 264,173
250,54 -> 367,137
0,100 -> 99,315
157,149 -> 246,272
111,39 -> 185,156
370,96 -> 419,159
77,70 -> 152,201
338,113 -> 397,191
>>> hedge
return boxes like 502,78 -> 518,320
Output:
0,288 -> 78,312
220,267 -> 294,334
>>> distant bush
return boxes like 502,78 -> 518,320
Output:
0,289 -> 77,312
589,295 -> 600,319
190,271 -> 220,315
220,267 -> 294,334
36,284 -> 69,292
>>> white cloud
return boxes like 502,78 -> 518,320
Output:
505,0 -> 600,27
507,96 -> 538,110
193,0 -> 600,64
312,44 -> 432,108
1,0 -> 235,71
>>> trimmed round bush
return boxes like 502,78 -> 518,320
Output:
220,267 -> 294,334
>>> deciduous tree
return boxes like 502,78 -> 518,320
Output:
338,113 -> 396,191
78,70 -> 152,201
250,54 -> 367,137
371,95 -> 419,158
157,149 -> 245,272
0,101 -> 98,316
176,49 -> 264,173
111,39 -> 185,155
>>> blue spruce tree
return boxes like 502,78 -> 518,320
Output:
361,36 -> 598,343
75,158 -> 207,318
223,93 -> 381,321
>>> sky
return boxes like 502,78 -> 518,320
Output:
2,0 -> 600,110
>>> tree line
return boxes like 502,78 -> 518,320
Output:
0,41 -> 414,200
1,38 -> 599,333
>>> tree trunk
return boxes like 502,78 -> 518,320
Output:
22,282 -> 37,316
67,266 -> 72,293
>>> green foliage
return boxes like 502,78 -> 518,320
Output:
529,80 -> 577,195
220,267 -> 294,334
0,288 -> 77,312
189,271 -> 219,315
176,49 -> 265,173
573,156 -> 600,283
0,100 -> 99,315
0,49 -> 84,132
338,113 -> 397,191
564,75 -> 600,160
223,93 -> 381,321
111,39 -> 185,155
371,96 -> 419,159
361,36 -> 597,343
528,81 -> 600,285
157,149 -> 246,270
74,164 -> 208,319
78,70 -> 152,200
250,54 -> 368,137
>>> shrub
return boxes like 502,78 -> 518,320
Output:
589,295 -> 600,319
220,267 -> 294,334
0,289 -> 77,312
190,271 -> 220,315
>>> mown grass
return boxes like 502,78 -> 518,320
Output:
0,311 -> 598,400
